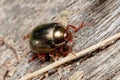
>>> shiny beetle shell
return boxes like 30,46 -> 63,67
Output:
29,23 -> 67,53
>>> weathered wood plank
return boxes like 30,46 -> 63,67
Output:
0,0 -> 120,80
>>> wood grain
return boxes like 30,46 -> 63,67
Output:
0,0 -> 120,80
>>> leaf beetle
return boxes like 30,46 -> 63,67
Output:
29,22 -> 84,62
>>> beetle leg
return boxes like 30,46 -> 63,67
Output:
59,46 -> 68,56
37,53 -> 46,61
66,22 -> 85,33
49,52 -> 54,58
49,52 -> 58,61
68,47 -> 76,57
29,54 -> 37,63
62,51 -> 68,56
73,35 -> 78,38
68,40 -> 76,45
60,47 -> 67,56
59,48 -> 63,54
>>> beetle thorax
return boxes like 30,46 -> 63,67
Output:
53,27 -> 65,44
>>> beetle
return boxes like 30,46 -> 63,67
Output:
29,22 -> 85,62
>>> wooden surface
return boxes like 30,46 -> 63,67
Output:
0,0 -> 120,80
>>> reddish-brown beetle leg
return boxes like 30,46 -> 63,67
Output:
49,52 -> 57,61
37,53 -> 46,61
29,54 -> 37,63
69,40 -> 76,45
68,47 -> 76,57
49,52 -> 54,58
62,51 -> 68,57
59,47 -> 67,56
78,22 -> 85,31
29,53 -> 46,62
66,22 -> 85,33
73,35 -> 78,38
66,25 -> 79,33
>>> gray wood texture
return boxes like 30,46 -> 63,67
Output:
0,0 -> 120,80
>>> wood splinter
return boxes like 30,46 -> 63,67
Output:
19,32 -> 120,80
